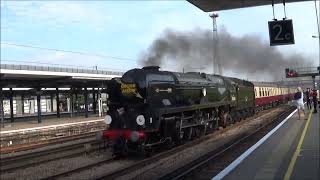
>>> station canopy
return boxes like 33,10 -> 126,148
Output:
188,0 -> 310,12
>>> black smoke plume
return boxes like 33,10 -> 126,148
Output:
139,28 -> 313,81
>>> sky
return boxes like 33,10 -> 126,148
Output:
1,0 -> 319,80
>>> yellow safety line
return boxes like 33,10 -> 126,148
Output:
283,108 -> 313,180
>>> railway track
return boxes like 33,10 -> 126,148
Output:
80,107 -> 288,180
90,107 -> 291,180
0,135 -> 99,172
40,157 -> 117,180
1,132 -> 96,154
20,106 -> 288,180
158,107 -> 295,180
1,120 -> 108,153
40,109 -> 269,180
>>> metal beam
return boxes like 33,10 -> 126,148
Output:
50,93 -> 54,113
21,94 -> 24,115
93,88 -> 97,114
70,88 -> 74,118
84,87 -> 88,118
36,88 -> 41,123
56,88 -> 60,118
0,88 -> 4,128
9,88 -> 14,122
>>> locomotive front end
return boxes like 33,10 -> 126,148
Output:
98,69 -> 151,155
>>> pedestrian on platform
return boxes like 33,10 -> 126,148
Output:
305,88 -> 312,109
312,89 -> 318,113
294,87 -> 306,120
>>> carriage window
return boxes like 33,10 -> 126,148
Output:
259,88 -> 262,97
265,88 -> 267,96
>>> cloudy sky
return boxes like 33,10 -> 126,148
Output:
1,0 -> 319,80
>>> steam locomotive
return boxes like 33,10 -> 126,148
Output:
96,66 -> 264,156
97,66 -> 297,156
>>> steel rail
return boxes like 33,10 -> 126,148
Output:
1,132 -> 96,154
0,140 -> 99,172
41,157 -> 117,180
96,107 -> 288,180
158,107 -> 295,180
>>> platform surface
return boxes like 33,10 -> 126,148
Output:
224,109 -> 319,180
0,115 -> 103,132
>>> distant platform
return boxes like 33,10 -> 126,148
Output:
0,115 -> 104,134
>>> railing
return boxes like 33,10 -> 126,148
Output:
0,64 -> 124,76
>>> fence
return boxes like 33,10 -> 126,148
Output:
0,64 -> 124,76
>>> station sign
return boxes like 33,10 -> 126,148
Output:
268,19 -> 295,46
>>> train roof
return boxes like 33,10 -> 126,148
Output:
252,81 -> 297,88
124,67 -> 297,89
223,77 -> 254,87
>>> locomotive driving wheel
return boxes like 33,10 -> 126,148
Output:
225,113 -> 233,125
141,146 -> 154,157
219,109 -> 226,128
219,110 -> 233,128
113,137 -> 129,157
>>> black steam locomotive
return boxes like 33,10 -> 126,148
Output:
98,66 -> 255,155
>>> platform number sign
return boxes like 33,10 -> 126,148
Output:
268,19 -> 295,46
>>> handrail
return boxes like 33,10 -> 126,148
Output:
0,64 -> 124,76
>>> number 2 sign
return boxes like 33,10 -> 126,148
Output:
268,19 -> 295,46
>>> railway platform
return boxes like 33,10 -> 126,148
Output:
219,108 -> 319,180
0,115 -> 106,150
0,115 -> 103,132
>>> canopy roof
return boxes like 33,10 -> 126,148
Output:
187,0 -> 310,12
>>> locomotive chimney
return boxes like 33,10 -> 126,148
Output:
142,66 -> 160,71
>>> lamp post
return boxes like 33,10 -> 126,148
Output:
312,35 -> 320,91
314,0 -> 320,67
313,1 -> 320,108
209,13 -> 219,75
312,35 -> 320,67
